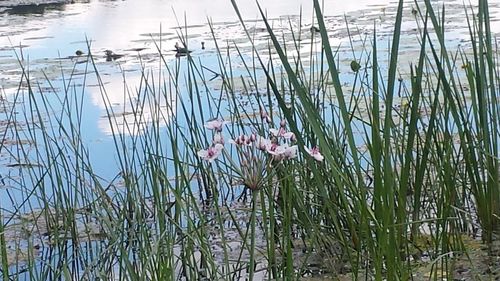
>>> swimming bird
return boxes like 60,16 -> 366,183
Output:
75,50 -> 84,56
310,26 -> 320,33
174,42 -> 191,56
104,50 -> 124,61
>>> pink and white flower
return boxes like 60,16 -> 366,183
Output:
204,118 -> 228,132
197,144 -> 224,162
269,127 -> 295,139
255,136 -> 272,151
213,133 -> 224,145
267,143 -> 285,156
283,145 -> 298,159
304,146 -> 324,162
267,143 -> 298,160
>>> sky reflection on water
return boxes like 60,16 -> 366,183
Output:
1,0 -> 500,204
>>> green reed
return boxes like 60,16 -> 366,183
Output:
0,0 -> 499,280
229,0 -> 499,279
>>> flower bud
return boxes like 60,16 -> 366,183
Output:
213,133 -> 224,145
239,135 -> 246,143
280,119 -> 286,128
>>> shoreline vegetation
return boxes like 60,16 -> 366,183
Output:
0,0 -> 499,280
0,0 -> 71,7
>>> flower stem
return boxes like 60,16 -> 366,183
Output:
248,189 -> 259,280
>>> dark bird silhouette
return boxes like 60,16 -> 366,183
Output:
310,26 -> 320,33
104,50 -> 124,61
174,42 -> 191,56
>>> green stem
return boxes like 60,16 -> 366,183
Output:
0,211 -> 9,281
249,190 -> 258,280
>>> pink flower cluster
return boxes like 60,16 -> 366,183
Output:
225,119 -> 300,161
197,117 -> 324,163
230,133 -> 298,161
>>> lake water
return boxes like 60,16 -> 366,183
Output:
0,0 -> 393,70
1,0 -> 500,279
1,0 -> 398,184
1,0 -> 499,211
1,0 -> 499,210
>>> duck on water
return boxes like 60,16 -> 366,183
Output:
104,50 -> 124,61
174,42 -> 191,56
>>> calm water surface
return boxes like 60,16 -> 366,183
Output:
0,0 -> 395,184
0,0 -> 499,208
1,1 -> 500,279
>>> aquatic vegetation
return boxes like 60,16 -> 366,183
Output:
0,0 -> 499,280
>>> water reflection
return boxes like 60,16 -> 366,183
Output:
0,0 -> 498,143
88,64 -> 177,136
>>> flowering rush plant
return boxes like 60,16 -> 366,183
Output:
197,115 -> 324,190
